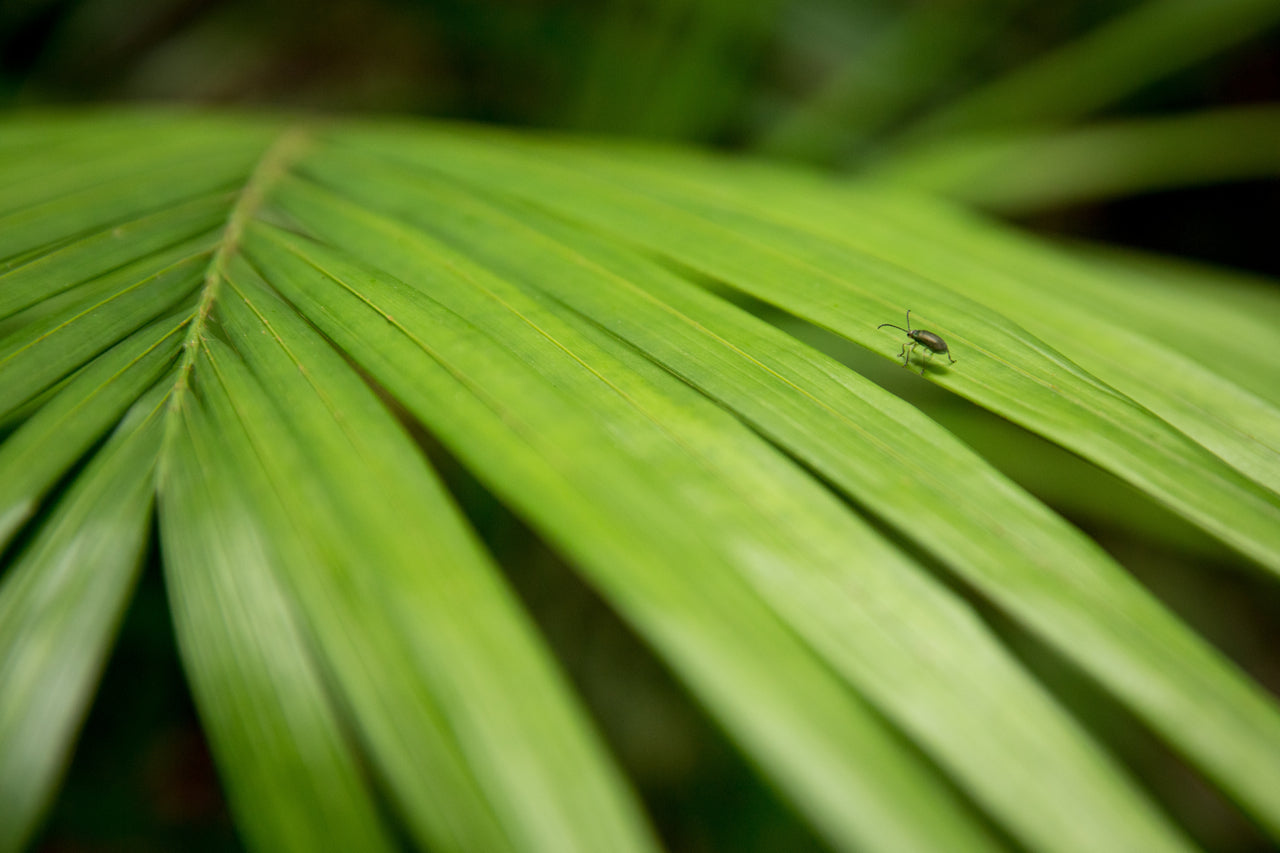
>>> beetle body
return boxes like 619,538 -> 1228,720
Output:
878,310 -> 956,376
908,329 -> 950,355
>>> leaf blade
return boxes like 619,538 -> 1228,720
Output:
206,261 -> 659,853
158,385 -> 400,853
0,315 -> 185,548
0,388 -> 165,853
298,126 -> 1280,837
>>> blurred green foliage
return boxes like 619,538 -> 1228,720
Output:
4,0 -> 1277,277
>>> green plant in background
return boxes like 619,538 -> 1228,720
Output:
2,1 -> 1280,852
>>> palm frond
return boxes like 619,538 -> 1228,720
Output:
2,112 -> 1279,852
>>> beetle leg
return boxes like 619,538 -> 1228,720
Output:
921,348 -> 932,376
897,342 -> 909,366
947,352 -> 957,364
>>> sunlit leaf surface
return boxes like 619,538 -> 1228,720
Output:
2,112 -> 1278,852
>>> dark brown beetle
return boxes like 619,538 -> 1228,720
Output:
878,310 -> 956,376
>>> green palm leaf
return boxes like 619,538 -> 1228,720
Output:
2,112 -> 1278,852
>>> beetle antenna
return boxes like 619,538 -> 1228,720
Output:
877,323 -> 908,333
905,309 -> 913,331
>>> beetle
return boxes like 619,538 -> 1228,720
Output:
877,310 -> 956,376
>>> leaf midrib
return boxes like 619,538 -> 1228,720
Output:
164,126 -> 313,427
